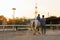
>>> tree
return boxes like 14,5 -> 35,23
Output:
0,15 -> 7,25
46,16 -> 58,24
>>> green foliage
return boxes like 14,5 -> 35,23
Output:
46,16 -> 60,24
0,15 -> 60,25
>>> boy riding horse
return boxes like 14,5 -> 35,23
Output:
30,14 -> 41,35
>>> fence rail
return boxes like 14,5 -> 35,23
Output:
0,25 -> 30,26
0,24 -> 60,31
0,24 -> 60,26
45,24 -> 60,26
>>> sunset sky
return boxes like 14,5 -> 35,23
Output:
0,0 -> 60,18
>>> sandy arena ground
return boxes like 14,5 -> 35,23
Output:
0,29 -> 60,40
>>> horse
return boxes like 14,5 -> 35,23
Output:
30,19 -> 41,35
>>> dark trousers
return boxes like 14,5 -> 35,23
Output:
41,26 -> 46,34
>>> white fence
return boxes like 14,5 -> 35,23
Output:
0,25 -> 30,31
0,24 -> 60,31
45,24 -> 60,26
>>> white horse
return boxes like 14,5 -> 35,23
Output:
30,19 -> 41,35
30,19 -> 40,31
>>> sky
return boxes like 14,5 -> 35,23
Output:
0,0 -> 60,19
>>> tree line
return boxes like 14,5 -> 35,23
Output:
0,15 -> 60,25
46,16 -> 60,24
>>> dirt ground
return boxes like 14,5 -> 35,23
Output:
0,29 -> 60,40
